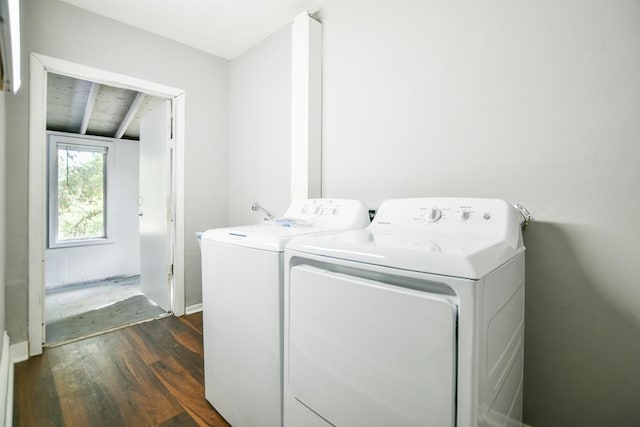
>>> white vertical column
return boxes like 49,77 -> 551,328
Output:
291,12 -> 322,202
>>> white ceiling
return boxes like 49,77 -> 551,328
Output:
59,0 -> 325,59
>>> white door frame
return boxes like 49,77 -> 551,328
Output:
28,53 -> 186,356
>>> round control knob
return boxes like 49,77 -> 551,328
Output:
459,210 -> 470,221
426,207 -> 442,222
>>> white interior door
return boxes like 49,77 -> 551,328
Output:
139,100 -> 172,311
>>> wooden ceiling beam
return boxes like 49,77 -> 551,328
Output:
115,92 -> 145,139
79,82 -> 99,134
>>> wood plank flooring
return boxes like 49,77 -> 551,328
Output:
13,313 -> 231,427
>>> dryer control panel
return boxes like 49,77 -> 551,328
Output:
370,198 -> 523,250
414,204 -> 491,224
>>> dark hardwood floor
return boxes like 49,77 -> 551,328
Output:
13,313 -> 231,427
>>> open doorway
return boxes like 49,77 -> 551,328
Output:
28,54 -> 186,355
43,74 -> 171,345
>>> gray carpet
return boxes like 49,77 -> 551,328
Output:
46,294 -> 166,344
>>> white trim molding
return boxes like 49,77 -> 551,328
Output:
9,341 -> 28,364
172,94 -> 186,317
0,333 -> 15,427
28,53 -> 187,355
185,303 -> 203,315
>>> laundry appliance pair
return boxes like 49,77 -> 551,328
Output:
200,197 -> 528,427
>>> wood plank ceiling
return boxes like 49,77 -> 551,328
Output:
46,73 -> 166,140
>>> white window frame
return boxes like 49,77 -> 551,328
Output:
47,132 -> 115,248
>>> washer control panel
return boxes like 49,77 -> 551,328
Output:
283,199 -> 371,229
299,199 -> 341,217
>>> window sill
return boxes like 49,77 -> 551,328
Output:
48,238 -> 114,249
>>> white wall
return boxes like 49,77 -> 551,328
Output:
45,135 -> 140,287
228,24 -> 292,225
6,0 -> 229,341
314,0 -> 640,425
4,0 -> 638,423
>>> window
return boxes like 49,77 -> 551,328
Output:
48,133 -> 114,248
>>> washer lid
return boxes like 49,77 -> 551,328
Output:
286,198 -> 525,279
201,199 -> 371,252
202,223 -> 329,252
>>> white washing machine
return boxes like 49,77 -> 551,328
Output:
283,198 -> 527,427
200,199 -> 370,427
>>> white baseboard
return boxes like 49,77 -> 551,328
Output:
4,363 -> 12,427
185,303 -> 203,315
9,342 -> 28,364
0,332 -> 14,427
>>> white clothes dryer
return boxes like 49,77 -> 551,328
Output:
283,198 -> 527,427
200,199 -> 370,427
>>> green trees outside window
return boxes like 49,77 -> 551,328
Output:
56,145 -> 107,240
